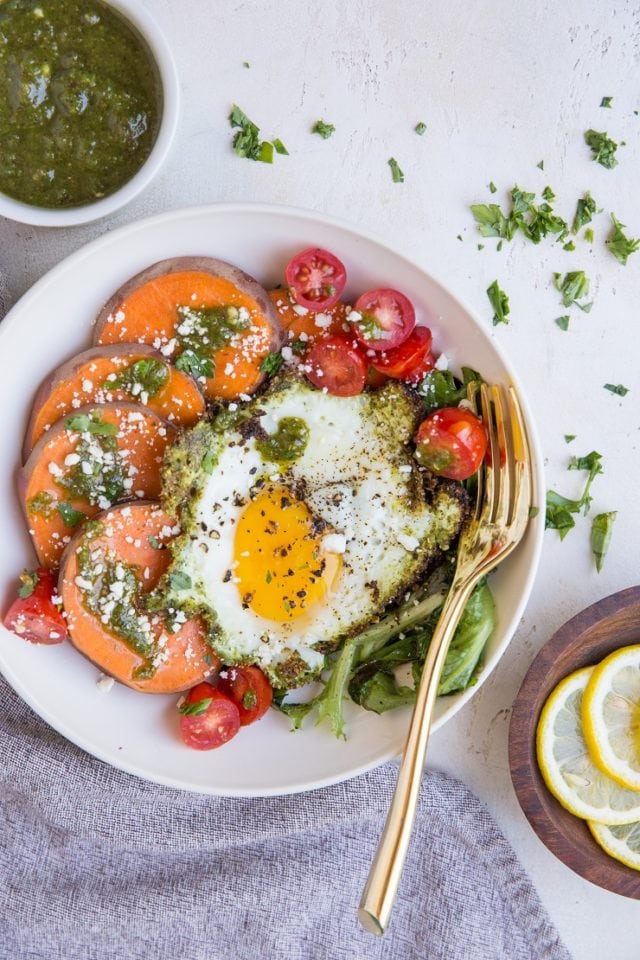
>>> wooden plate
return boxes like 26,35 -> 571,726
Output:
509,585 -> 640,898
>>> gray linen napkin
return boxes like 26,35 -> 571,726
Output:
0,676 -> 569,960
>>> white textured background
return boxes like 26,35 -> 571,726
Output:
1,0 -> 640,956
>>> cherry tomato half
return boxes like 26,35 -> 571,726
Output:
178,682 -> 240,750
305,335 -> 367,396
3,568 -> 68,645
414,407 -> 487,481
370,326 -> 434,382
217,665 -> 273,726
352,288 -> 416,351
285,248 -> 347,311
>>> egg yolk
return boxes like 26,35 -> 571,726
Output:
233,486 -> 341,623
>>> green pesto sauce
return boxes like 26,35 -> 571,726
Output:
0,0 -> 161,208
105,358 -> 169,399
27,489 -> 55,517
77,542 -> 157,676
256,417 -> 310,463
58,434 -> 125,505
175,305 -> 250,363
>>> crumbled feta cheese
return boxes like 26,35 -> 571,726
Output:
96,674 -> 114,694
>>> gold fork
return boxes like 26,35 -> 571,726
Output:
358,382 -> 534,935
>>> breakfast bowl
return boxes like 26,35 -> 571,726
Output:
0,0 -> 179,227
0,203 -> 544,796
509,585 -> 640,898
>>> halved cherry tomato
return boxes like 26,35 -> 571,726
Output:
370,326 -> 434,382
178,681 -> 240,750
3,568 -> 68,645
285,248 -> 347,311
414,407 -> 487,481
365,366 -> 389,389
305,335 -> 367,396
352,288 -> 416,351
216,665 -> 273,726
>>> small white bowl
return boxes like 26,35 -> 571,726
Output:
0,0 -> 179,227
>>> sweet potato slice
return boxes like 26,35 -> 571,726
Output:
94,257 -> 284,401
20,403 -> 177,569
59,502 -> 217,693
24,344 -> 205,459
268,288 -> 350,343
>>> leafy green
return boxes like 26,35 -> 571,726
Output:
415,122 -> 427,136
487,280 -> 510,325
471,203 -> 511,238
388,158 -> 404,183
18,570 -> 39,599
65,413 -> 117,436
417,366 -> 483,413
312,120 -> 335,139
604,383 -> 629,396
572,192 -> 596,234
57,502 -> 86,528
591,512 -> 617,572
260,352 -> 284,375
555,315 -> 570,331
471,185 -> 568,245
229,104 -> 286,162
178,698 -> 213,716
584,129 -> 618,168
606,214 -> 640,265
546,450 -> 603,538
553,271 -> 592,310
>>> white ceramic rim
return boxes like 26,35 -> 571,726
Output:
0,0 -> 180,227
0,202 -> 545,795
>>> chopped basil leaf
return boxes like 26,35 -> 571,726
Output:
388,157 -> 404,183
243,61 -> 250,68
555,315 -> 570,331
571,192 -> 597,234
415,121 -> 427,136
456,234 -> 463,242
542,185 -> 555,202
259,140 -> 274,164
546,450 -> 603,537
178,697 -> 213,716
606,214 -> 640,265
591,511 -> 616,572
18,569 -> 39,599
57,502 -> 86,527
471,203 -> 510,238
584,129 -> 618,169
147,536 -> 162,550
170,571 -> 192,591
537,160 -> 544,170
600,96 -> 613,108
486,280 -> 510,326
229,104 -> 284,163
312,120 -> 335,139
553,271 -> 591,309
477,243 -> 484,250
471,185 -> 568,245
175,350 -> 214,380
563,241 -> 576,251
488,181 -> 497,194
260,352 -> 284,375
584,227 -> 594,243
272,138 -> 289,155
604,383 -> 629,396
564,434 -> 576,443
65,413 -> 117,436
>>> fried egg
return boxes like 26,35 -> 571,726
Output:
161,377 -> 465,687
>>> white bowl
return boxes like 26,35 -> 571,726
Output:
0,203 -> 545,795
0,0 -> 179,227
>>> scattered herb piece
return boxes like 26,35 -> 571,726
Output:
537,160 -> 544,170
265,570 -> 272,584
170,571 -> 192,591
496,239 -> 503,251
178,698 -> 213,717
477,243 -> 484,250
555,315 -> 570,331
545,450 -> 603,539
604,383 -> 629,396
243,61 -> 250,68
415,122 -> 427,136
584,129 -> 618,169
584,227 -> 594,243
65,413 -> 117,437
606,214 -> 640,265
471,186 -> 568,245
457,234 -> 463,242
591,511 -> 616,572
542,185 -> 555,202
600,96 -> 613,108
529,506 -> 540,519
18,570 -> 39,599
57,503 -> 86,527
486,280 -> 510,326
553,271 -> 592,310
272,138 -> 289,155
489,181 -> 497,194
312,120 -> 335,139
471,203 -> 510,238
564,434 -> 576,443
259,140 -> 274,164
571,192 -> 597,234
175,350 -> 214,380
563,241 -> 576,251
260,352 -> 284,375
229,104 -> 286,163
388,157 -> 404,183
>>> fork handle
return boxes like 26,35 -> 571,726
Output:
358,576 -> 477,935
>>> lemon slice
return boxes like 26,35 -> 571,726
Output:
588,820 -> 640,871
582,645 -> 640,791
536,667 -> 640,824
